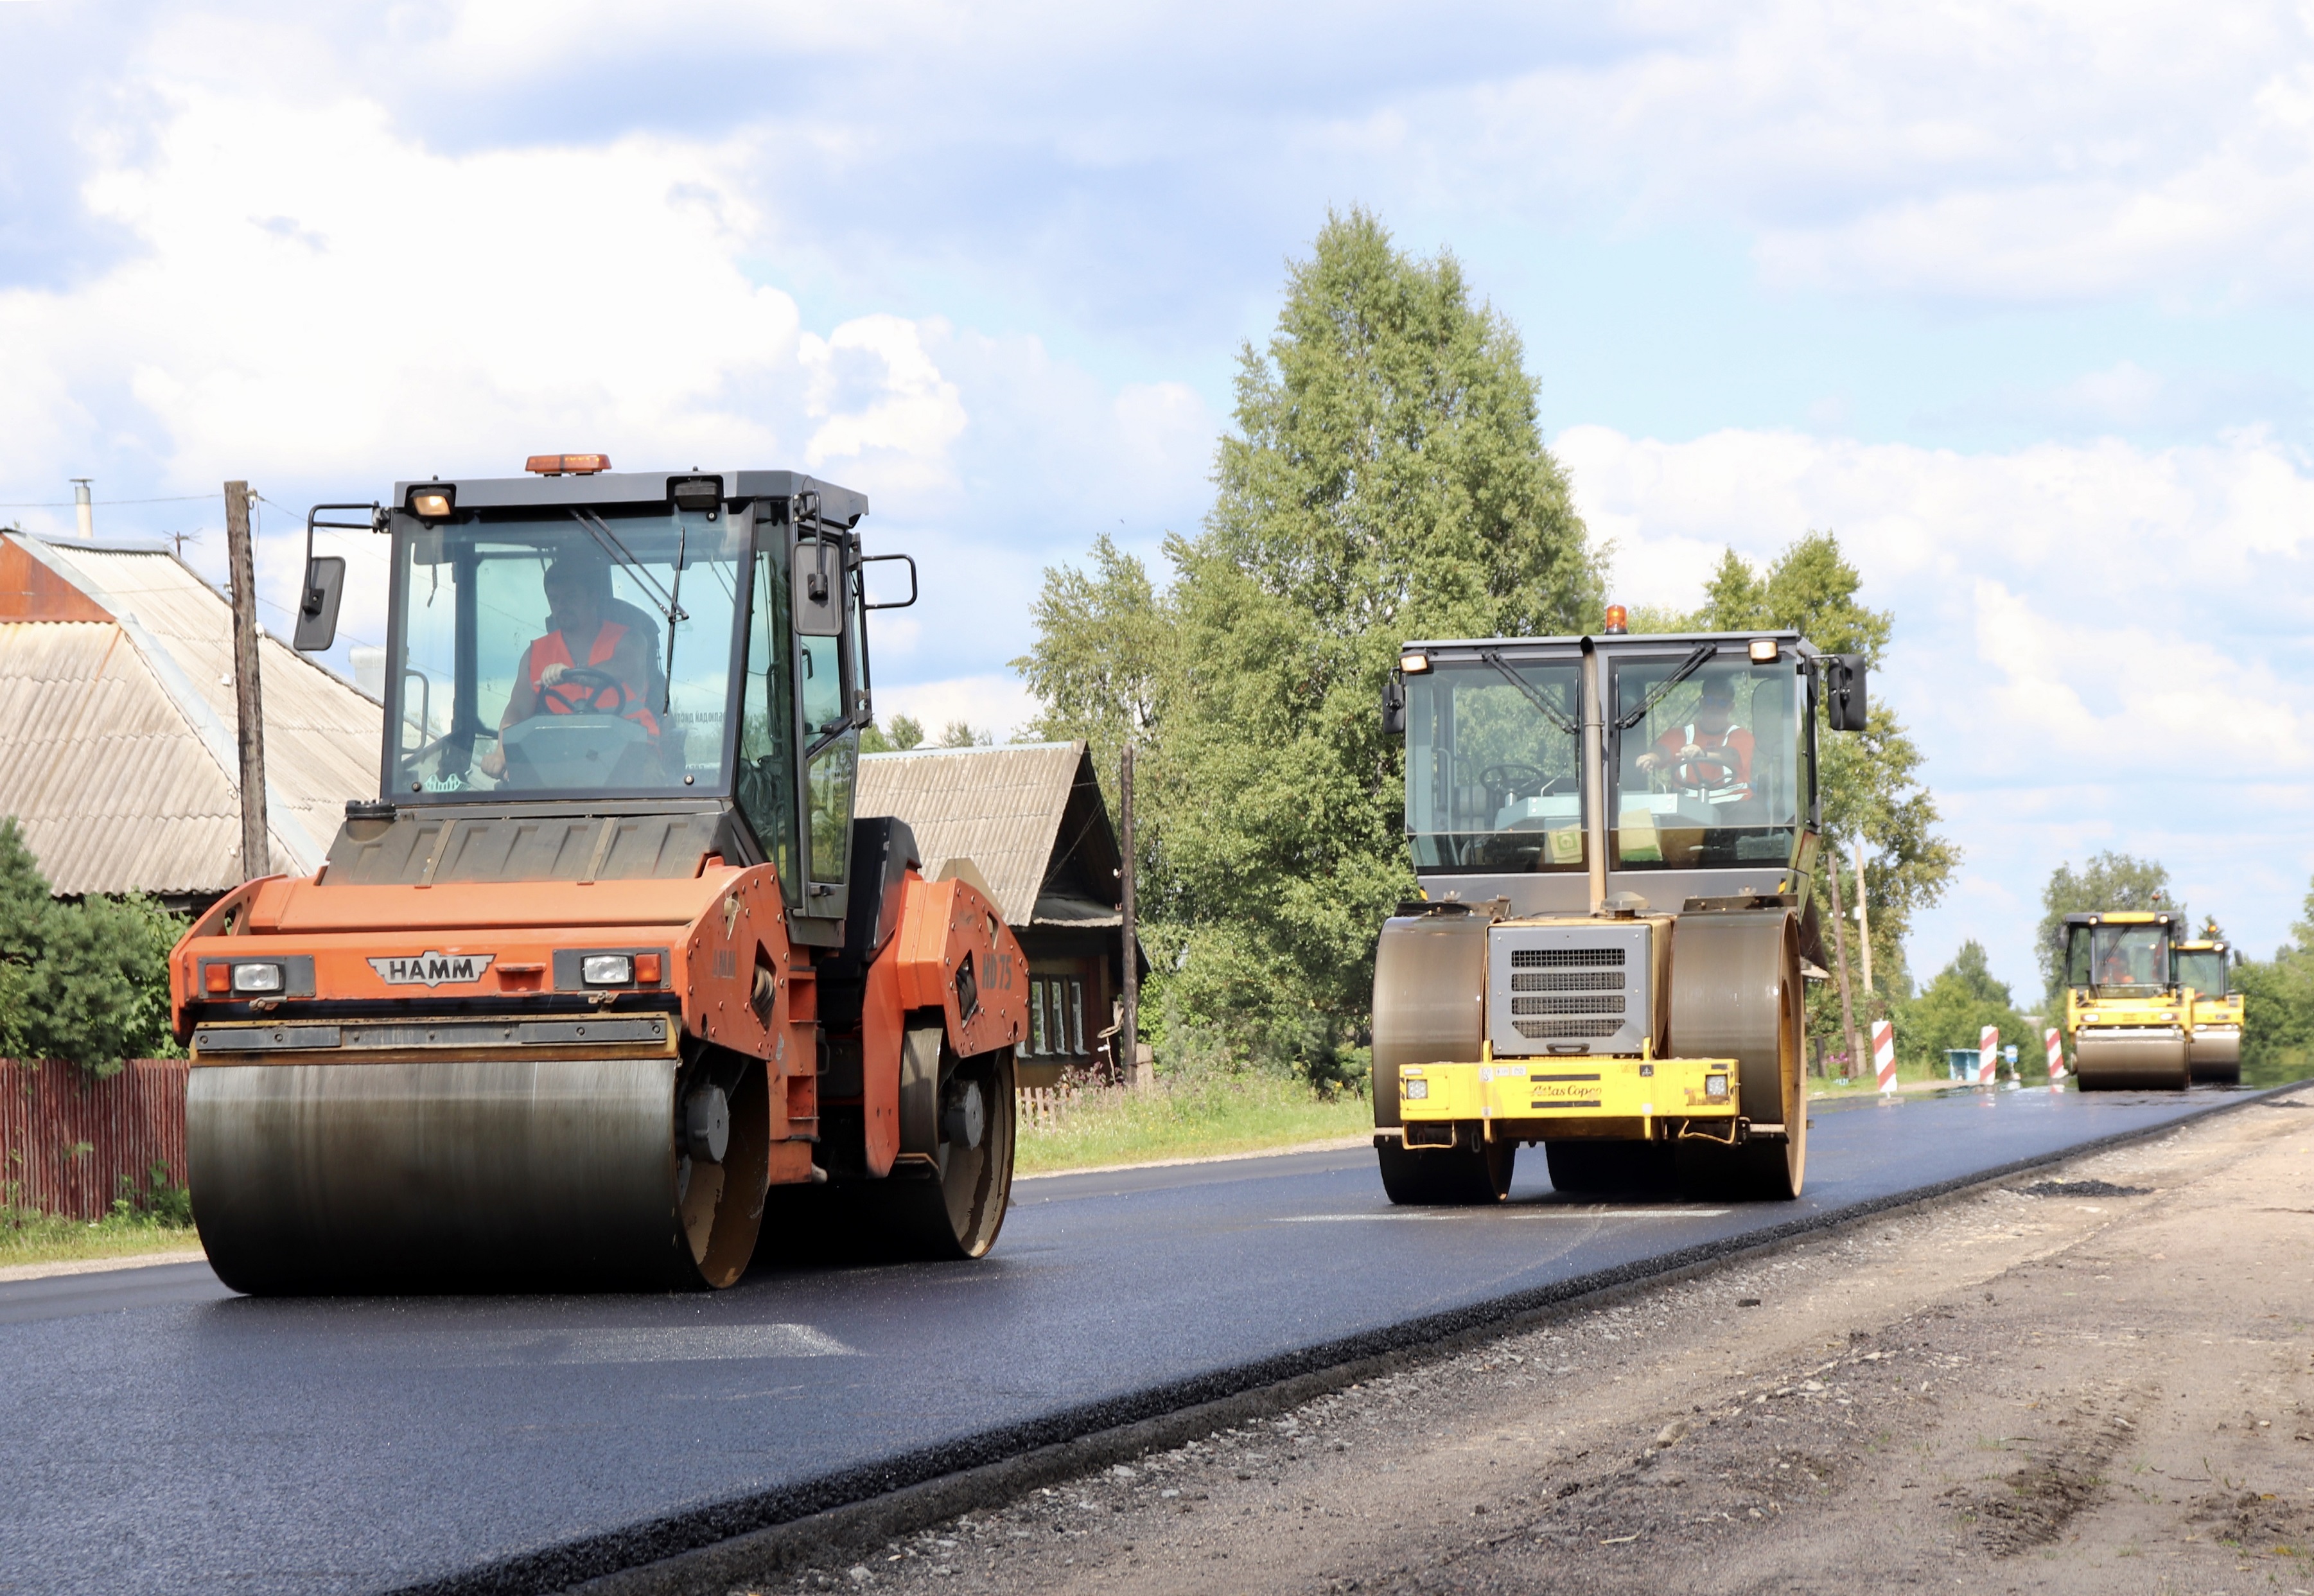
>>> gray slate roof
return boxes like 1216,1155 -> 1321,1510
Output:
0,534 -> 381,897
854,741 -> 1121,929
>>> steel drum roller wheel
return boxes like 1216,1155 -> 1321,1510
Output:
2186,1031 -> 2239,1085
1667,911 -> 1807,1202
861,1033 -> 1017,1260
187,1055 -> 771,1294
2074,1031 -> 2189,1091
1378,1136 -> 1515,1205
764,1032 -> 1017,1264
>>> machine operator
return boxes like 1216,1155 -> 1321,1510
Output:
478,550 -> 661,779
1634,675 -> 1753,803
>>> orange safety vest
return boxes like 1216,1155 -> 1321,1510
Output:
1655,723 -> 1753,800
529,622 -> 660,737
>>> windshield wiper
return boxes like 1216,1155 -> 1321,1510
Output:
1614,642 -> 1717,731
1478,649 -> 1577,735
567,509 -> 688,624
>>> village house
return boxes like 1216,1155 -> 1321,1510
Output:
855,741 -> 1143,1089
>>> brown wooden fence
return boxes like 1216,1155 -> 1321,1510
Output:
1,1059 -> 188,1221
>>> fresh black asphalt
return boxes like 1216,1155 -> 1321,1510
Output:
0,1082 -> 2270,1595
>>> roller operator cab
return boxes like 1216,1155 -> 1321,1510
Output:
1372,617 -> 1870,1204
2171,938 -> 2243,1084
169,463 -> 1028,1293
2059,912 -> 2193,1091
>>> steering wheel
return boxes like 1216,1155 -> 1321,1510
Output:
543,665 -> 633,717
1480,764 -> 1568,798
1669,751 -> 1740,796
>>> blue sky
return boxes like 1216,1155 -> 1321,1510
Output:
4,1 -> 2313,995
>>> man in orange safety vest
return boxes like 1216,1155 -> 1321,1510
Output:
478,552 -> 660,778
1633,676 -> 1753,803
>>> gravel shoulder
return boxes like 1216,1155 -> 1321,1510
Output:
760,1089 -> 2314,1595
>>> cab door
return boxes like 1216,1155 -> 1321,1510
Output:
790,514 -> 859,928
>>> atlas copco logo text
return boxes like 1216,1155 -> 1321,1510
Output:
368,952 -> 496,988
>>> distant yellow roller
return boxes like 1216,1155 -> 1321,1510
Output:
2062,911 -> 2189,1091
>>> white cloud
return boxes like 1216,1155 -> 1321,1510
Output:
1559,420 -> 2314,983
799,315 -> 967,491
873,673 -> 1040,742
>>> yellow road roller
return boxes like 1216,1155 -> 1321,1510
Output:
2062,911 -> 2188,1090
2171,936 -> 2243,1084
1371,612 -> 1870,1203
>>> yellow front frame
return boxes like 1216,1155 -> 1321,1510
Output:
2065,988 -> 2184,1039
1398,1055 -> 1740,1139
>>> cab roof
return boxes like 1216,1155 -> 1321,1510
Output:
1401,629 -> 1820,657
2062,911 -> 2175,926
389,469 -> 868,526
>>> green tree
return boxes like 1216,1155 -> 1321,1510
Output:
1894,940 -> 2034,1073
2035,852 -> 2176,1013
2232,876 -> 2314,1075
1013,534 -> 1170,783
936,720 -> 992,748
1015,209 -> 1600,1078
858,713 -> 927,755
0,820 -> 181,1073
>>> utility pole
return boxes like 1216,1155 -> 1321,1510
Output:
1825,846 -> 1864,1080
225,481 -> 270,881
1118,742 -> 1138,1089
1853,836 -> 1875,996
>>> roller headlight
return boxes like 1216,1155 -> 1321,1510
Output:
581,954 -> 634,987
232,963 -> 285,994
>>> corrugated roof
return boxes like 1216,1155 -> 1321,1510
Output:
0,536 -> 381,897
855,742 -> 1094,927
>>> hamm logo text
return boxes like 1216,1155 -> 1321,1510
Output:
369,952 -> 495,988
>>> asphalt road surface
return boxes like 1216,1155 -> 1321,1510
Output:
0,1082 -> 2268,1595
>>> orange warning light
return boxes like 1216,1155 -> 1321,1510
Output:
525,454 -> 612,477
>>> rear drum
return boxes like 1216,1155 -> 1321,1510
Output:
2186,1031 -> 2241,1085
1378,1133 -> 1516,1205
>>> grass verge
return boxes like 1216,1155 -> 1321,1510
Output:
0,1206 -> 199,1268
1015,1073 -> 1371,1175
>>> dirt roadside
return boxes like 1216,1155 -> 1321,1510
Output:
762,1091 -> 2314,1595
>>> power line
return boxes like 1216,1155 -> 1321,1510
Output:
0,493 -> 218,509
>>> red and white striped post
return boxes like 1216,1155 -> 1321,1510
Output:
1977,1025 -> 1999,1086
1873,1018 -> 1898,1094
2045,1026 -> 2065,1083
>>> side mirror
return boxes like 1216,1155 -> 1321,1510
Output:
1823,655 -> 1868,732
793,538 -> 843,637
294,556 -> 346,651
1381,673 -> 1405,737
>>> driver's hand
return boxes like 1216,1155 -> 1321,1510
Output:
1676,742 -> 1702,760
477,748 -> 506,778
539,662 -> 570,687
1635,751 -> 1664,772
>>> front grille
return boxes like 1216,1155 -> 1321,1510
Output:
1489,922 -> 1651,1057
1511,994 -> 1625,1016
1510,947 -> 1625,969
1512,1016 -> 1626,1040
1510,970 -> 1624,992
